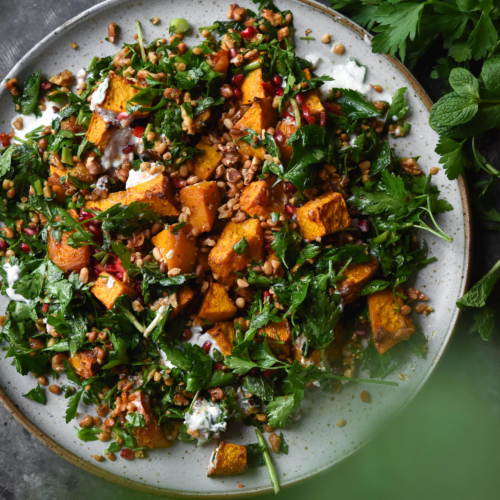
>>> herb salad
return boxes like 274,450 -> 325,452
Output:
0,0 -> 453,491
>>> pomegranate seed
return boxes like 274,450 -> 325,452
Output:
132,126 -> 146,138
264,242 -> 272,252
202,341 -> 212,354
295,93 -> 304,106
355,321 -> 371,337
240,26 -> 256,39
231,73 -> 245,87
20,242 -> 31,253
0,239 -> 6,251
263,369 -> 272,379
136,295 -> 144,305
285,182 -> 296,193
263,290 -> 271,300
272,74 -> 283,87
115,272 -> 124,280
42,303 -> 49,313
232,87 -> 242,99
275,87 -> 284,97
302,104 -> 315,124
229,48 -> 238,59
41,81 -> 52,90
87,223 -> 101,236
122,144 -> 134,154
320,111 -> 326,126
116,112 -> 129,121
358,219 -> 369,232
23,227 -> 39,236
214,363 -> 225,371
171,177 -> 187,189
285,203 -> 295,216
274,131 -> 285,146
121,448 -> 135,461
0,132 -> 10,147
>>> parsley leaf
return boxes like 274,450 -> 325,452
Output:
22,383 -> 46,405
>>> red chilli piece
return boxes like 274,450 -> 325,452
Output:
0,133 -> 10,147
272,74 -> 283,87
132,126 -> 146,138
121,448 -> 135,461
260,81 -> 274,95
231,73 -> 245,87
302,104 -> 315,125
40,81 -> 52,90
122,144 -> 134,154
20,242 -> 31,253
240,26 -> 257,39
42,303 -> 49,313
325,102 -> 342,116
284,182 -> 296,193
202,341 -> 212,354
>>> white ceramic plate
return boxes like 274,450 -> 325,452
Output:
0,0 -> 471,497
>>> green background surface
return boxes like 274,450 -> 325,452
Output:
1,1 -> 499,499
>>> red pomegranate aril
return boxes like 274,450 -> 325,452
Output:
302,104 -> 315,124
132,126 -> 146,138
87,223 -> 101,236
320,111 -> 326,126
231,73 -> 245,87
0,133 -> 10,147
285,203 -> 295,216
0,239 -> 6,250
122,144 -> 134,154
20,242 -> 31,253
214,363 -> 225,372
260,81 -> 274,95
42,303 -> 49,313
233,87 -> 242,99
115,272 -> 124,280
202,341 -> 212,354
121,448 -> 135,461
240,26 -> 256,39
263,369 -> 272,379
171,177 -> 187,189
274,131 -> 285,146
229,48 -> 239,59
116,112 -> 129,121
41,81 -> 52,90
264,242 -> 272,252
263,290 -> 271,300
295,93 -> 304,106
23,227 -> 39,236
275,87 -> 284,97
285,182 -> 296,193
272,74 -> 283,87
358,219 -> 369,232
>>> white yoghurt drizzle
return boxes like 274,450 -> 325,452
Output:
184,398 -> 226,442
2,262 -> 30,304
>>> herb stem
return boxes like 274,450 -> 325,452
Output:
143,305 -> 169,338
243,60 -> 262,72
119,306 -> 145,333
187,389 -> 200,413
299,36 -> 315,40
198,23 -> 220,31
135,20 -> 147,62
289,96 -> 301,129
371,230 -> 390,244
255,428 -> 280,495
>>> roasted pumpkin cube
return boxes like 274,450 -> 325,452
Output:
180,181 -> 220,233
367,289 -> 416,355
69,350 -> 101,379
99,71 -> 149,117
151,225 -> 197,274
49,164 -> 70,178
275,117 -> 297,165
239,177 -> 287,219
168,285 -> 196,321
47,230 -> 90,273
126,173 -> 179,217
91,272 -> 137,310
337,256 -> 379,304
257,319 -> 291,356
84,191 -> 128,212
207,441 -> 247,476
52,185 -> 67,204
208,218 -> 264,285
193,139 -> 222,180
126,390 -> 171,448
296,191 -> 351,241
240,64 -> 270,104
302,68 -> 325,116
231,98 -> 278,159
197,283 -> 237,324
86,112 -> 111,148
207,49 -> 229,76
293,325 -> 345,368
207,322 -> 236,356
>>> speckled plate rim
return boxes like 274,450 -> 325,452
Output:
0,0 -> 472,497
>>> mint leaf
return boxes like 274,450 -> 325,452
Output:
468,306 -> 495,341
466,11 -> 498,61
448,68 -> 479,98
432,92 -> 478,126
435,136 -> 470,180
480,54 -> 500,96
457,259 -> 500,310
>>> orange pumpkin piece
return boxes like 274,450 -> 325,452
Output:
207,441 -> 247,476
180,181 -> 221,233
257,319 -> 292,356
86,112 -> 111,148
207,322 -> 236,356
69,350 -> 101,379
275,117 -> 297,165
239,177 -> 287,219
84,191 -> 128,212
302,68 -> 325,116
197,283 -> 237,324
168,285 -> 196,321
207,49 -> 229,76
125,390 -> 171,448
240,63 -> 270,104
151,225 -> 197,274
126,174 -> 179,217
99,71 -> 149,117
208,218 -> 264,285
367,289 -> 416,355
91,272 -> 137,310
296,191 -> 351,242
193,138 -> 222,180
230,98 -> 278,159
47,230 -> 90,273
337,256 -> 379,304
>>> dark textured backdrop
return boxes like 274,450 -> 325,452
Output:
1,2 -> 500,500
